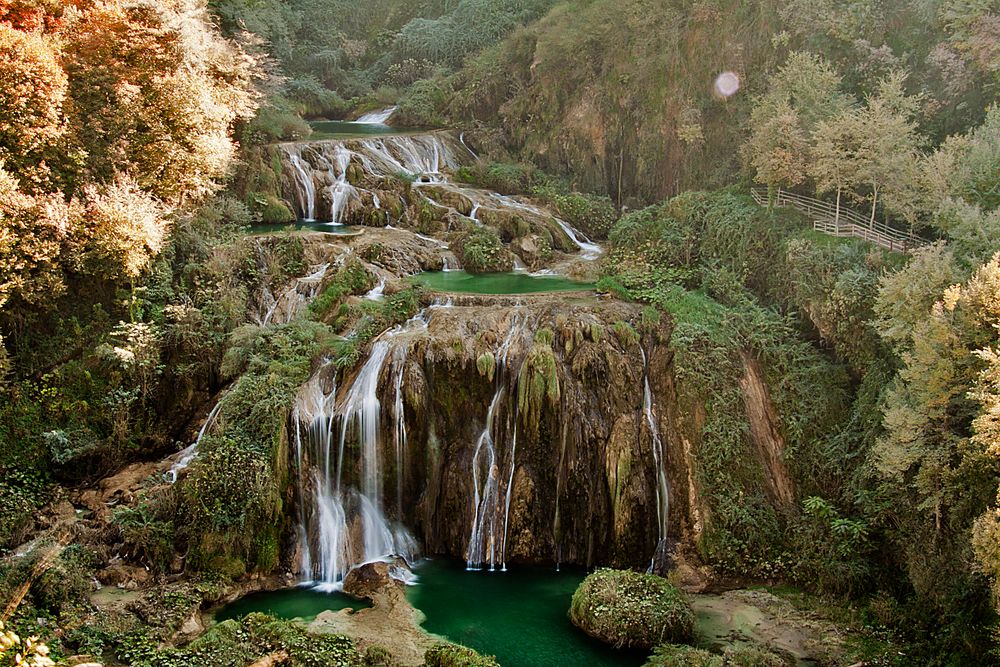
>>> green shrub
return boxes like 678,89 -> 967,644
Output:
459,227 -> 511,273
424,642 -> 499,667
569,569 -> 694,650
250,193 -> 295,225
532,186 -> 618,240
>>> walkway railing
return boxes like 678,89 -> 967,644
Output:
751,188 -> 925,253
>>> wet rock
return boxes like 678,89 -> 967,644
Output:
343,561 -> 403,599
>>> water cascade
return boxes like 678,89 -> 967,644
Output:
466,315 -> 527,571
288,152 -> 317,221
294,313 -> 432,589
356,106 -> 397,124
279,133 -> 602,263
254,262 -> 331,326
641,347 -> 671,570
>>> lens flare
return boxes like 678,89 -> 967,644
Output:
714,71 -> 740,98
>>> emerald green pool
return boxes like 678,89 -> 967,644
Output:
408,560 -> 645,667
214,587 -> 369,623
309,120 -> 400,139
247,221 -> 362,235
409,271 -> 595,294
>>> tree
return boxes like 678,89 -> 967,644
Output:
747,101 -> 811,201
811,108 -> 862,224
852,72 -> 925,226
59,0 -> 259,203
874,242 -> 964,354
0,24 -> 66,190
747,52 -> 852,201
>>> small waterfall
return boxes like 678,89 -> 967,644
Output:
257,263 -> 330,326
295,313 -> 432,589
391,346 -> 408,518
329,145 -> 356,224
280,134 -> 464,222
489,193 -> 602,260
364,278 -> 386,301
640,347 -> 671,570
467,316 -> 524,571
357,106 -> 398,124
286,149 -> 317,221
168,396 -> 225,482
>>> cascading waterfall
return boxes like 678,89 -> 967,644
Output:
294,312 -> 432,589
466,315 -> 525,571
488,193 -> 603,260
279,133 -> 601,264
640,347 -> 671,570
391,346 -> 408,519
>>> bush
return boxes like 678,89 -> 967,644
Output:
459,227 -> 511,273
569,569 -> 694,650
424,642 -> 499,667
253,193 -> 296,225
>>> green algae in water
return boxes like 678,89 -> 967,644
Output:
407,560 -> 646,667
214,587 -> 369,623
409,271 -> 595,295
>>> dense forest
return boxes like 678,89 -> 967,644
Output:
2,0 -> 1000,666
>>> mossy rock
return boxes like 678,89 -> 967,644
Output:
424,642 -> 500,667
254,193 -> 295,225
569,569 -> 694,650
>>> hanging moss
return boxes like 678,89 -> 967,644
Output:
590,323 -> 605,343
535,327 -> 555,346
612,320 -> 639,348
477,351 -> 496,381
517,339 -> 561,434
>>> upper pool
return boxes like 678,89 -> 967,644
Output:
409,271 -> 595,295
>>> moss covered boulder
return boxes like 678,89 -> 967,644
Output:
643,644 -> 788,666
569,569 -> 694,650
424,642 -> 500,667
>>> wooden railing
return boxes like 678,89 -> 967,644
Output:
751,188 -> 925,253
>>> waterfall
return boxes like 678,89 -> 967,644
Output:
329,145 -> 356,224
391,346 -> 408,518
489,193 -> 602,260
168,395 -> 226,483
287,150 -> 317,220
280,134 -> 464,222
255,263 -> 330,326
466,316 -> 524,571
640,347 -> 671,569
364,278 -> 386,301
294,313 -> 431,589
357,106 -> 397,124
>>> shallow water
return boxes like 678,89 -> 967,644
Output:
308,120 -> 432,141
409,271 -> 594,295
247,221 -> 362,235
214,587 -> 369,623
407,560 -> 646,667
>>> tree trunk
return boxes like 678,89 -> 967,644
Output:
835,186 -> 841,227
870,183 -> 879,230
